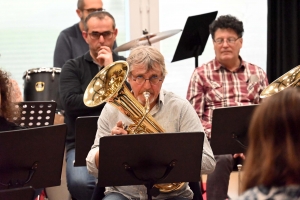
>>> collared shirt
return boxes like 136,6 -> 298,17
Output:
86,89 -> 216,199
186,57 -> 268,138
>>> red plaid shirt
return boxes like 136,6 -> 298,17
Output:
186,57 -> 269,138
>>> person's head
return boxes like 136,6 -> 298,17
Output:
82,11 -> 118,59
126,46 -> 167,108
209,15 -> 244,67
242,87 -> 300,191
76,0 -> 104,25
0,69 -> 19,120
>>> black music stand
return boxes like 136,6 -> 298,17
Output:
171,11 -> 218,68
0,186 -> 35,200
74,116 -> 99,166
12,101 -> 57,127
98,132 -> 204,200
0,124 -> 67,190
210,105 -> 258,155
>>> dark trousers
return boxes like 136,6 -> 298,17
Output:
206,154 -> 234,200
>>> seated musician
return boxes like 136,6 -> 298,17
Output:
0,69 -> 44,199
236,87 -> 300,199
86,46 -> 216,200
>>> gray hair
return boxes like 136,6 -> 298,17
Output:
126,46 -> 167,77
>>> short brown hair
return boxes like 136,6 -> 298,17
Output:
84,11 -> 116,31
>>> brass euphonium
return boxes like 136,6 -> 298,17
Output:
260,65 -> 300,98
83,61 -> 184,192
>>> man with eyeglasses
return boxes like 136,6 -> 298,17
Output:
86,45 -> 216,200
53,0 -> 117,68
59,11 -> 126,200
186,15 -> 268,200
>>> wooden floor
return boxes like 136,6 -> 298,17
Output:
202,171 -> 242,200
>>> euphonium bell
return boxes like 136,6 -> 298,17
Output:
260,65 -> 300,98
83,61 -> 185,192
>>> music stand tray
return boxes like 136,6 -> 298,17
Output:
0,186 -> 35,200
98,132 -> 204,193
0,124 -> 67,190
74,116 -> 99,166
171,11 -> 218,67
210,105 -> 258,155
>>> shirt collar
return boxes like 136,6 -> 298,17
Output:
149,89 -> 165,115
213,56 -> 246,71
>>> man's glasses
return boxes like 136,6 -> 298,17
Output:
213,37 -> 241,45
132,75 -> 163,85
83,8 -> 105,14
88,31 -> 114,40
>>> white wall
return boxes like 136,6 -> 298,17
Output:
0,0 -> 267,99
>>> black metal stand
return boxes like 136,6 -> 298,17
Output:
97,132 -> 204,200
210,105 -> 257,155
124,160 -> 177,199
171,11 -> 218,68
0,162 -> 38,189
0,124 -> 67,190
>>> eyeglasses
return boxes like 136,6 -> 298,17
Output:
213,37 -> 241,45
132,75 -> 163,85
83,8 -> 105,14
88,31 -> 114,40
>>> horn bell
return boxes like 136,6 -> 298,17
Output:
260,65 -> 300,98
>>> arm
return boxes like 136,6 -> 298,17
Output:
53,32 -> 72,68
86,105 -> 128,177
180,102 -> 216,174
59,61 -> 94,115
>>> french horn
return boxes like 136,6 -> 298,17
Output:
260,65 -> 300,98
83,61 -> 184,192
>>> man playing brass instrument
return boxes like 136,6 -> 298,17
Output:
86,46 -> 216,199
